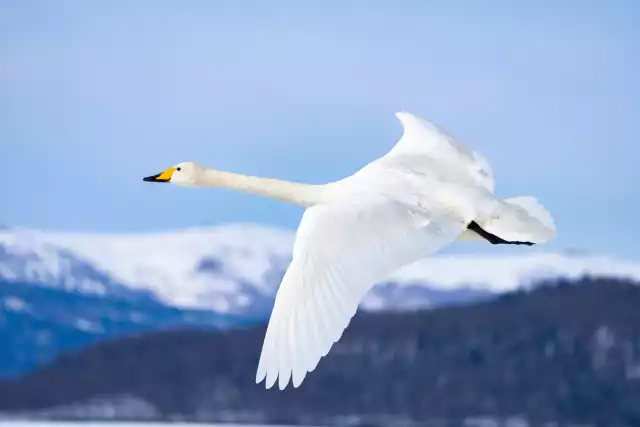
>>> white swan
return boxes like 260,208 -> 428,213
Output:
143,111 -> 556,390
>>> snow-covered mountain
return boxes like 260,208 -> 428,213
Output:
2,222 -> 640,378
2,223 -> 640,315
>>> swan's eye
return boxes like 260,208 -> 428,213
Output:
176,167 -> 181,172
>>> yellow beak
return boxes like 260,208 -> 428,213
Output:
143,167 -> 176,183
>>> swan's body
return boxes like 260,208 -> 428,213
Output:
143,111 -> 556,390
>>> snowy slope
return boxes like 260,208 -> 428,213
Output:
0,224 -> 292,314
1,223 -> 640,315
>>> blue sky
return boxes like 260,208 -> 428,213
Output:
1,0 -> 639,259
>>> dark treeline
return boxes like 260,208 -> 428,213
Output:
2,277 -> 640,426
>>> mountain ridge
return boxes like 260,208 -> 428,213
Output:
2,222 -> 640,381
2,222 -> 639,315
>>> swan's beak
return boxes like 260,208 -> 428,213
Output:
143,167 -> 175,183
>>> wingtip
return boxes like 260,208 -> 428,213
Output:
394,111 -> 422,129
292,371 -> 305,388
255,367 -> 266,384
257,371 -> 300,391
278,371 -> 292,390
265,373 -> 278,389
396,110 -> 419,118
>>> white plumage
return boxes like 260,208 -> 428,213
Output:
143,111 -> 557,390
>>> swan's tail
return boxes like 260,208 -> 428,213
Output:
469,196 -> 556,245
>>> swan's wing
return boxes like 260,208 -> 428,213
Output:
389,111 -> 495,192
255,196 -> 467,390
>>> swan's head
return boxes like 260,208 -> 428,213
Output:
142,162 -> 205,187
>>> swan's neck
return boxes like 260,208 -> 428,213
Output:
198,169 -> 325,207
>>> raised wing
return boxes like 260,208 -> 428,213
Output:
388,111 -> 495,192
255,196 -> 467,390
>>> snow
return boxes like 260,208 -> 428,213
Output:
2,296 -> 27,312
359,293 -> 387,311
74,318 -> 104,333
1,222 -> 639,313
392,252 -> 640,292
0,224 -> 293,309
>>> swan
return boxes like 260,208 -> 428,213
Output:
143,111 -> 556,390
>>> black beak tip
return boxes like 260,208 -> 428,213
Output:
143,173 -> 169,183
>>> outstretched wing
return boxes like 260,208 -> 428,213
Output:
255,196 -> 467,390
389,111 -> 495,192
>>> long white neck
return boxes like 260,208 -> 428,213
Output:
197,169 -> 326,207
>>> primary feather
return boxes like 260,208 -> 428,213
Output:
255,112 -> 508,389
255,196 -> 468,389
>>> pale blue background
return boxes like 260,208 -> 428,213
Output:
1,0 -> 639,258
